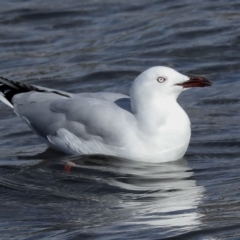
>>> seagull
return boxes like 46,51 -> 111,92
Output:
0,66 -> 211,162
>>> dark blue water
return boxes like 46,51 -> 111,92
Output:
0,0 -> 240,239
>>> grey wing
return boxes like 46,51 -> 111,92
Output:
13,92 -> 68,138
13,92 -> 135,146
76,92 -> 129,102
77,92 -> 132,113
50,95 -> 135,144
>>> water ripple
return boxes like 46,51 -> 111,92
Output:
0,0 -> 240,239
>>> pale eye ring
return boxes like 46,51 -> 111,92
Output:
157,77 -> 166,83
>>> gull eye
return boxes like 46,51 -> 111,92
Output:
157,77 -> 166,83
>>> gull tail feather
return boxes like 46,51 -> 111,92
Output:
0,92 -> 13,108
0,76 -> 71,108
0,76 -> 41,108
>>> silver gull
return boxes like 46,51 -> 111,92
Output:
0,66 -> 211,162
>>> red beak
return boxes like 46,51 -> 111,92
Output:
176,76 -> 212,88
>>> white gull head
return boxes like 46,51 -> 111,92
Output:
130,66 -> 211,114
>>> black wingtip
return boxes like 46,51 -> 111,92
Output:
0,76 -> 70,104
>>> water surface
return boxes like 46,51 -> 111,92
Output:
0,0 -> 240,239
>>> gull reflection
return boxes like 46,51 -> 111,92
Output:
105,157 -> 204,229
15,152 -> 204,233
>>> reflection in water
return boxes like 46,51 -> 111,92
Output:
105,157 -> 204,229
0,153 -> 204,238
